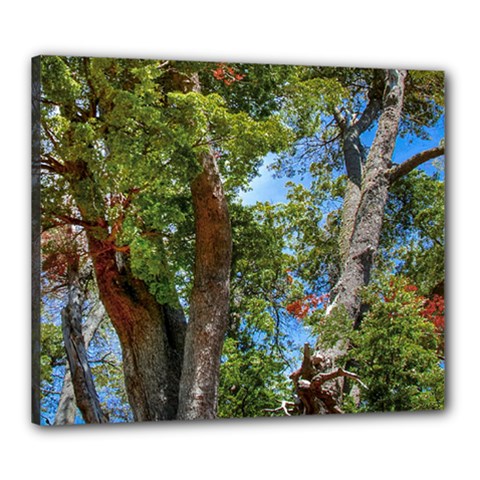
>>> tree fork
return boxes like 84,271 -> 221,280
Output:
87,233 -> 186,422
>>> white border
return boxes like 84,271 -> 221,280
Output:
1,1 -> 476,479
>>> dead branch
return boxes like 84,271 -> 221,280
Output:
263,400 -> 296,416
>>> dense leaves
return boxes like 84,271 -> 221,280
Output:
347,276 -> 444,412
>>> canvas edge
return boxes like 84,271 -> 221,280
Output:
32,55 -> 42,425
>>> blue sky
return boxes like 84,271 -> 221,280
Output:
240,153 -> 298,205
240,116 -> 445,205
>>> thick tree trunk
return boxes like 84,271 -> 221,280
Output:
54,369 -> 76,425
331,70 -> 407,325
177,149 -> 233,420
54,302 -> 105,425
293,70 -> 407,414
61,260 -> 108,424
168,69 -> 233,420
338,130 -> 365,267
87,235 -> 186,422
63,156 -> 186,422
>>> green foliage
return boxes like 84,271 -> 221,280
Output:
218,201 -> 302,418
401,70 -> 445,139
282,76 -> 349,137
278,170 -> 345,292
313,305 -> 352,353
199,62 -> 298,120
381,170 -> 445,294
129,236 -> 179,305
40,321 -> 64,382
348,276 -> 444,412
40,56 -> 295,309
218,332 -> 292,418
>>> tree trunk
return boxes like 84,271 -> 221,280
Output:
87,234 -> 186,422
55,301 -> 105,425
61,259 -> 108,424
293,70 -> 407,414
63,156 -> 186,422
338,129 -> 365,267
177,149 -> 233,420
336,70 -> 383,267
331,70 -> 407,325
167,69 -> 233,420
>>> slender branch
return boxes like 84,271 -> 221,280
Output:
157,60 -> 170,70
388,146 -> 445,183
41,97 -> 61,107
41,388 -> 62,396
55,214 -> 101,230
41,154 -> 68,174
352,94 -> 382,134
311,367 -> 368,390
263,400 -> 295,416
41,119 -> 60,149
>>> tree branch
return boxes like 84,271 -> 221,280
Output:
311,367 -> 368,391
388,145 -> 445,183
41,154 -> 68,174
352,94 -> 382,134
333,107 -> 348,131
263,400 -> 296,416
55,214 -> 101,230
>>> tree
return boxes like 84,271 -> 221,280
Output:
40,225 -> 127,424
276,68 -> 444,414
34,58 -> 445,422
35,56 -> 292,422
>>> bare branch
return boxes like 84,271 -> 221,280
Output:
41,119 -> 60,148
264,400 -> 295,416
312,367 -> 368,391
352,95 -> 382,134
388,145 -> 445,183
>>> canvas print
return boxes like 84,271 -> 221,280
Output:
32,56 -> 445,425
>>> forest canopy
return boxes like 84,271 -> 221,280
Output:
32,57 -> 445,424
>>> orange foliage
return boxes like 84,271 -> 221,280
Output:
212,63 -> 245,86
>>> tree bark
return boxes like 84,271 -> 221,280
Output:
177,149 -> 233,420
61,259 -> 108,424
294,70 -> 408,415
335,72 -> 383,267
87,234 -> 186,422
54,301 -> 105,425
167,69 -> 233,420
63,155 -> 186,422
330,69 -> 407,325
